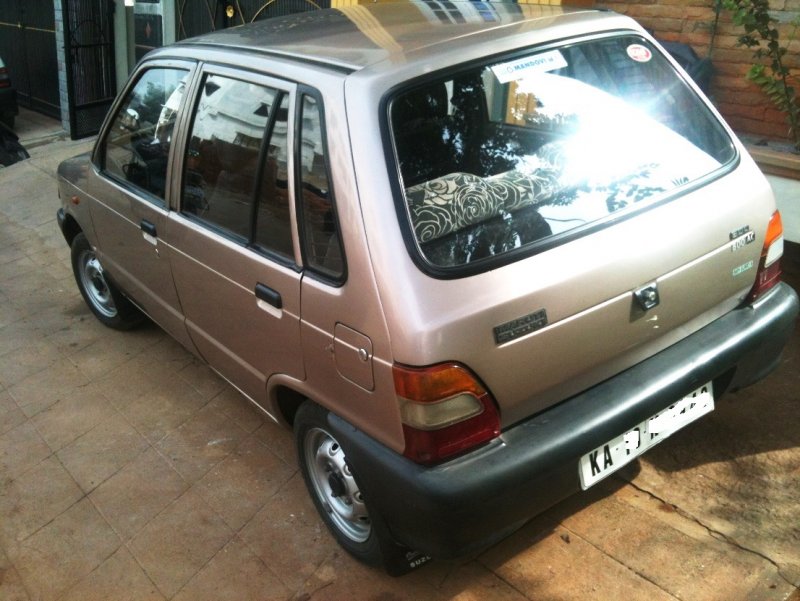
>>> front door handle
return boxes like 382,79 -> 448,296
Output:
140,219 -> 157,237
255,283 -> 282,309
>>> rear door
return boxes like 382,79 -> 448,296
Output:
166,65 -> 303,406
88,61 -> 196,351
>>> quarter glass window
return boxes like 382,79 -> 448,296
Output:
182,75 -> 277,241
104,68 -> 188,203
299,95 -> 343,278
391,36 -> 735,269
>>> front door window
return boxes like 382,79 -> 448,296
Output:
102,67 -> 189,204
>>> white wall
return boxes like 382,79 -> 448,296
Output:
113,0 -> 135,92
767,175 -> 800,244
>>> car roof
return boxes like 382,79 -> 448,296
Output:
169,2 -> 621,72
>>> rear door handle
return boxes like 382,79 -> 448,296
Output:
140,219 -> 158,246
255,283 -> 282,309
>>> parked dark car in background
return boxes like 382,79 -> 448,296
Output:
0,55 -> 18,130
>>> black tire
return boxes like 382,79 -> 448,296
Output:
70,232 -> 144,330
294,402 -> 384,567
1,113 -> 13,130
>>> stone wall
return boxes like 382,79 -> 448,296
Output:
597,0 -> 800,142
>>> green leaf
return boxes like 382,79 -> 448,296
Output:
723,0 -> 800,145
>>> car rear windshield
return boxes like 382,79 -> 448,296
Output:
390,35 -> 736,271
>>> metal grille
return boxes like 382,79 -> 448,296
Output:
63,0 -> 116,139
178,0 -> 223,39
178,0 -> 330,40
0,1 -> 60,118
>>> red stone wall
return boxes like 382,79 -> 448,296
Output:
596,0 -> 800,142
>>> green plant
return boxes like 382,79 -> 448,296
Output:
721,0 -> 800,149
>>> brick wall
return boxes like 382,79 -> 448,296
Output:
597,0 -> 800,142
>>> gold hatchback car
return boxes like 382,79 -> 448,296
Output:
57,2 -> 798,575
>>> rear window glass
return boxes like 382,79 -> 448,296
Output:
390,35 -> 735,269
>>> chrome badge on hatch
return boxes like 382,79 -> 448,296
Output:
494,309 -> 548,344
730,225 -> 755,252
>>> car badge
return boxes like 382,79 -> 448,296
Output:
494,308 -> 548,344
729,225 -> 755,252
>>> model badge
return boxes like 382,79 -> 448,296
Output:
494,309 -> 548,344
729,225 -> 750,240
730,226 -> 755,252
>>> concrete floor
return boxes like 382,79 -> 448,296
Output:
0,109 -> 799,600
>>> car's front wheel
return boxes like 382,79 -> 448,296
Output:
70,232 -> 143,330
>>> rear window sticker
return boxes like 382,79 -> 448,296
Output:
492,50 -> 568,84
627,44 -> 652,63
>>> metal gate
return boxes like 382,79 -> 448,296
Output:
0,1 -> 60,119
178,0 -> 328,40
63,0 -> 116,139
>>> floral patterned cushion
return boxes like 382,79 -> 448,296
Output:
405,167 -> 561,243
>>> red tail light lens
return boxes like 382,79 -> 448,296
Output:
393,362 -> 500,465
0,67 -> 9,88
746,211 -> 784,303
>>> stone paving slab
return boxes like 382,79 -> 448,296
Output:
0,113 -> 798,600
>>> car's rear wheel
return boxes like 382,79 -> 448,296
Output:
70,232 -> 143,330
295,402 -> 383,566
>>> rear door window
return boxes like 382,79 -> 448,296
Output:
390,35 -> 736,271
181,73 -> 294,258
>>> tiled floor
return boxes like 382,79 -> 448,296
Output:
0,110 -> 799,600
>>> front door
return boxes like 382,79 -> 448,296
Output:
89,62 -> 197,352
167,67 -> 304,406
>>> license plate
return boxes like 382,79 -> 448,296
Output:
579,383 -> 714,490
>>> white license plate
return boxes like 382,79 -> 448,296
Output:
579,383 -> 714,490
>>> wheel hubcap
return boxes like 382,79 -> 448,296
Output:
78,250 -> 117,318
305,427 -> 371,543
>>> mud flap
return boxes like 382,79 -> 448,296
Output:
372,513 -> 432,576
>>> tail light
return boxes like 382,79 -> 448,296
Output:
746,210 -> 784,303
393,362 -> 500,465
0,67 -> 9,88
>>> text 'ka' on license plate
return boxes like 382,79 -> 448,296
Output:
579,383 -> 714,489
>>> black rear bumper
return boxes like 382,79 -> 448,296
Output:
329,282 -> 799,560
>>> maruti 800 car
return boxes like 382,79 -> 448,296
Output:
56,2 -> 798,575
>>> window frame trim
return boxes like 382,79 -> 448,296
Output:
293,84 -> 348,286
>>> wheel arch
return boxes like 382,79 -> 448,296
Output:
60,211 -> 83,246
271,384 -> 307,427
